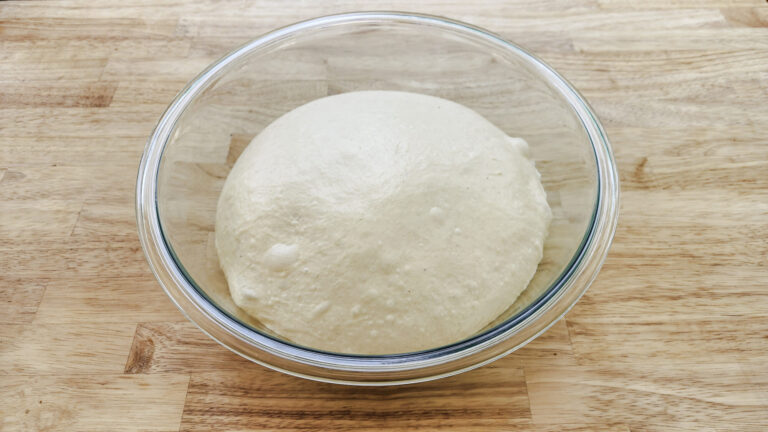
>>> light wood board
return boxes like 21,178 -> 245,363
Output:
1,1 -> 767,431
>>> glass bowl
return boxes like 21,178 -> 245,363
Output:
136,12 -> 619,385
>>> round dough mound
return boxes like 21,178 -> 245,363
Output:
215,91 -> 551,354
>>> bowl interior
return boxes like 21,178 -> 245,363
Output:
156,16 -> 598,354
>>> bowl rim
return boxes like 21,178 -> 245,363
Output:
136,11 -> 619,385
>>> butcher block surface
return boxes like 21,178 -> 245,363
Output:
2,1 -> 767,431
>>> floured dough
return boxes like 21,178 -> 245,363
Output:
215,91 -> 551,354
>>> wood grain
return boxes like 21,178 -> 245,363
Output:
526,363 -> 768,429
0,278 -> 45,325
2,374 -> 189,432
1,0 -> 767,431
180,366 -> 530,431
0,323 -> 137,375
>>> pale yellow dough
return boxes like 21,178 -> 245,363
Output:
215,91 -> 551,354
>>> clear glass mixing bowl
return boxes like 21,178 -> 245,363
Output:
136,12 -> 619,385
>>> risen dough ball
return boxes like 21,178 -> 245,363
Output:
215,91 -> 551,354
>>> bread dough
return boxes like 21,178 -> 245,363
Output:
215,91 -> 551,354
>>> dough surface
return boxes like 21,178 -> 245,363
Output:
215,91 -> 551,354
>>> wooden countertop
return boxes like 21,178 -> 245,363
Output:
2,1 -> 767,431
